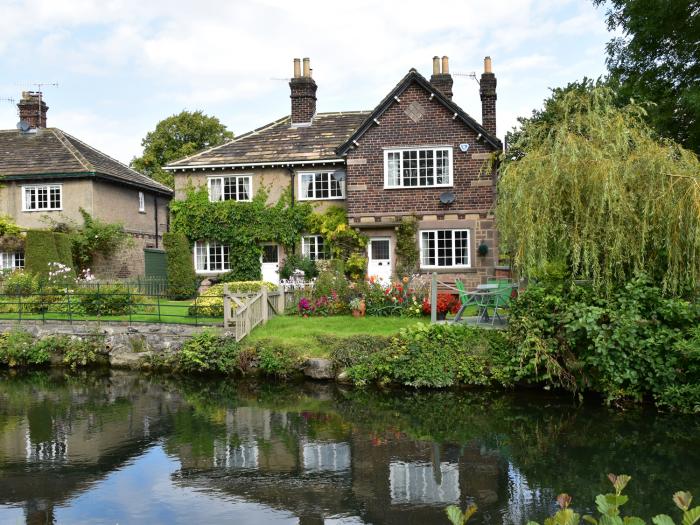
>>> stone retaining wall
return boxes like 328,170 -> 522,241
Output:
0,321 -> 224,368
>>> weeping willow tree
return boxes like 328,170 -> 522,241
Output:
498,84 -> 700,296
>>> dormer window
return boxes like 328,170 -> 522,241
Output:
298,171 -> 345,200
208,175 -> 252,202
384,147 -> 452,188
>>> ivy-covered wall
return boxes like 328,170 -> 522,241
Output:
169,188 -> 313,280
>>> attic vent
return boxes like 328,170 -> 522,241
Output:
405,101 -> 425,123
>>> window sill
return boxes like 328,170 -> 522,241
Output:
297,197 -> 346,201
383,184 -> 453,190
22,208 -> 63,213
420,267 -> 475,273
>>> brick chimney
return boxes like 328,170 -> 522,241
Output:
17,91 -> 48,129
480,56 -> 497,136
289,57 -> 317,125
430,56 -> 453,99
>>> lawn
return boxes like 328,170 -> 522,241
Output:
0,298 -> 222,325
245,315 -> 424,357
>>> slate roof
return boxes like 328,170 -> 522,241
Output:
336,69 -> 502,155
165,111 -> 370,169
0,128 -> 173,195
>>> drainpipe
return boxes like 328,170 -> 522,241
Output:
288,167 -> 295,206
153,195 -> 159,248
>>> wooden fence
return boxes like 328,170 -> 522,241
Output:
223,285 -> 285,341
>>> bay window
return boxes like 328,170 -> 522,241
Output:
194,241 -> 230,273
299,171 -> 345,200
208,175 -> 252,202
384,147 -> 452,188
420,229 -> 470,268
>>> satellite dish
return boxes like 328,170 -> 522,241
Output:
16,120 -> 30,132
439,191 -> 456,205
332,171 -> 346,182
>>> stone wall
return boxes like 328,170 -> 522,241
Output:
91,232 -> 160,278
0,320 -> 224,368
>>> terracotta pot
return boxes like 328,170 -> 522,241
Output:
303,314 -> 309,319
352,310 -> 361,318
358,300 -> 366,316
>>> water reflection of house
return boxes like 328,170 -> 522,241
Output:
172,405 -> 505,525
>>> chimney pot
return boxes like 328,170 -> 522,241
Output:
302,57 -> 310,77
484,56 -> 492,74
432,56 -> 440,75
441,56 -> 449,74
293,58 -> 301,78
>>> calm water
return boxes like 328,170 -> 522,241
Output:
0,370 -> 698,525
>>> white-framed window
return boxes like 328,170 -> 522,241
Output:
420,229 -> 470,268
22,184 -> 62,211
138,191 -> 145,213
302,235 -> 328,261
194,241 -> 230,273
384,147 -> 452,188
208,175 -> 252,202
0,252 -> 24,271
298,171 -> 345,200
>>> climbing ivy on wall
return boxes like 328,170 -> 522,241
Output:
169,187 -> 313,281
395,216 -> 419,277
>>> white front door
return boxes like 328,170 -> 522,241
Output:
261,244 -> 280,284
367,238 -> 392,284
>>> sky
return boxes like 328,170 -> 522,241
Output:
0,0 -> 613,165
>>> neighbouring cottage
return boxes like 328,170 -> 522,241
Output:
165,56 -> 502,287
0,92 -> 173,278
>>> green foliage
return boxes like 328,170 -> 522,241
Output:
395,216 -> 419,278
280,254 -> 317,280
506,276 -> 700,409
24,230 -> 60,277
69,209 -> 130,272
1,271 -> 38,296
323,334 -> 390,369
345,252 -> 367,281
173,331 -> 239,374
163,232 -> 197,299
524,475 -> 699,525
307,206 -> 367,263
0,215 -> 21,237
131,110 -> 234,188
344,323 -> 510,388
62,335 -> 106,370
0,329 -> 50,367
446,504 -> 478,525
252,339 -> 302,378
170,187 -> 313,281
593,0 -> 700,155
188,281 -> 277,317
498,84 -> 700,295
77,285 -> 147,316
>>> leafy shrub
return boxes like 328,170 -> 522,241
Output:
62,335 -> 107,369
344,323 -> 510,388
0,215 -> 21,237
321,334 -> 389,369
69,208 -> 131,272
1,271 -> 38,296
0,328 -> 50,367
252,339 -> 302,378
188,281 -> 277,317
280,254 -> 318,280
53,233 -> 75,278
506,275 -> 700,408
173,331 -> 239,374
163,232 -> 197,299
77,285 -> 146,316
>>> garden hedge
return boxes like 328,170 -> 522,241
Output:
24,230 -> 73,278
163,232 -> 197,299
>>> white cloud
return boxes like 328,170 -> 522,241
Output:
0,0 -> 611,162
